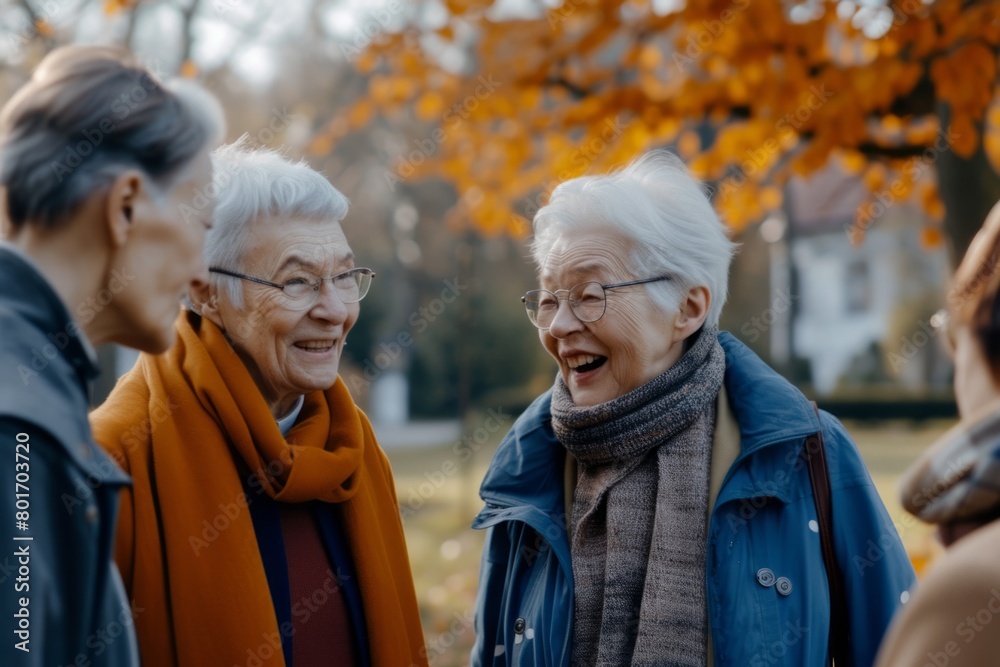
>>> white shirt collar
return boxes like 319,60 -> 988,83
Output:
276,395 -> 306,437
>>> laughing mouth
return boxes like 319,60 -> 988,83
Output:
566,354 -> 607,373
294,340 -> 336,352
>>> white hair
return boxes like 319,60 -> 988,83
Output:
531,149 -> 736,327
205,136 -> 350,308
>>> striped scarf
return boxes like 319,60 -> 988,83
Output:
901,400 -> 1000,543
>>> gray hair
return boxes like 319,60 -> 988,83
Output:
0,45 -> 224,229
532,149 -> 737,328
205,136 -> 350,308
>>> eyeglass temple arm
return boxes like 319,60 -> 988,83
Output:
208,267 -> 283,289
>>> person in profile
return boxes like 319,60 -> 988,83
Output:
876,199 -> 1000,666
0,45 -> 223,666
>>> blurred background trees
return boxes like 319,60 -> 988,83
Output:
1,0 -> 990,415
338,0 -> 1000,264
2,3 -> 986,661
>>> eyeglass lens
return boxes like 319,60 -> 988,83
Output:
524,281 -> 606,328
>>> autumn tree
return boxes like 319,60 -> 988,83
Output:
325,0 -> 1000,262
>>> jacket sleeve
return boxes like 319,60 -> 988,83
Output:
874,520 -> 1000,666
0,418 -> 88,667
822,413 -> 916,667
471,521 -> 510,667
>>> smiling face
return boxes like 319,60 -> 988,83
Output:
205,218 -> 360,417
538,226 -> 686,407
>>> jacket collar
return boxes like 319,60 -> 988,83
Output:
717,331 -> 820,454
478,388 -> 563,515
478,331 -> 823,515
0,245 -> 127,487
0,244 -> 99,387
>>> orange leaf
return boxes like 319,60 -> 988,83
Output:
840,150 -> 867,175
677,130 -> 700,159
415,92 -> 444,121
760,186 -> 782,210
179,60 -> 198,78
103,0 -> 130,15
921,226 -> 944,250
949,116 -> 979,158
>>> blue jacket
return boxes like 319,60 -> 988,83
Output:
471,332 -> 915,666
0,246 -> 137,666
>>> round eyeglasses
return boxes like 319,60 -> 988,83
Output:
209,266 -> 375,311
522,276 -> 671,329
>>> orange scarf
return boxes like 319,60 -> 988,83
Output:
91,310 -> 427,667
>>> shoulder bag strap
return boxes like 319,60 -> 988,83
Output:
805,401 -> 850,666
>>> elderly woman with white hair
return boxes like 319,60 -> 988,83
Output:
471,151 -> 916,666
90,139 -> 427,667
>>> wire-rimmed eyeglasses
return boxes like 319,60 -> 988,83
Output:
522,276 -> 672,330
209,266 -> 375,311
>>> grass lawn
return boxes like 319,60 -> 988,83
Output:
388,418 -> 954,666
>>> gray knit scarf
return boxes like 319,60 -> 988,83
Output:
551,325 -> 725,667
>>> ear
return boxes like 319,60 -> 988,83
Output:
672,285 -> 711,343
105,170 -> 144,248
189,281 -> 225,329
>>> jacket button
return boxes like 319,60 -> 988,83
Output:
85,505 -> 98,523
775,577 -> 793,596
756,568 -> 776,587
514,617 -> 525,634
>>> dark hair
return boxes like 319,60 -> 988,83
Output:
0,45 -> 223,230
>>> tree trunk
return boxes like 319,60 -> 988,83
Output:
937,104 -> 1000,266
